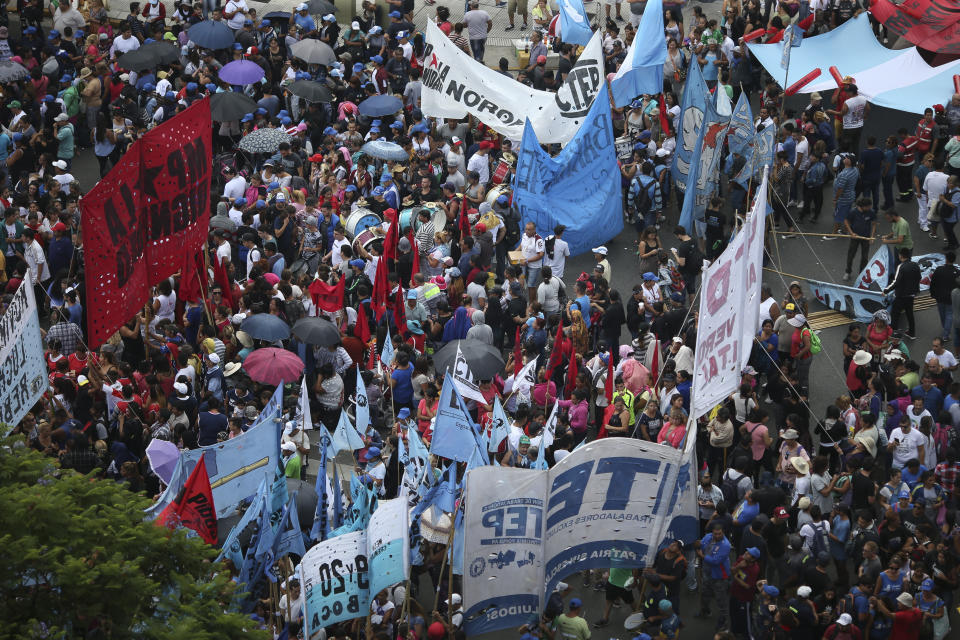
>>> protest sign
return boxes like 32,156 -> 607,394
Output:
82,98 -> 212,346
302,530 -> 369,634
610,0 -> 667,107
463,438 -> 690,635
421,21 -> 604,144
367,498 -> 410,599
0,274 -> 46,428
430,372 -> 485,463
513,83 -> 623,256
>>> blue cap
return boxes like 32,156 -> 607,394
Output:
205,82 -> 217,91
496,194 -> 508,204
75,30 -> 85,39
642,271 -> 657,281
241,113 -> 253,122
280,117 -> 292,125
348,258 -> 365,269
24,26 -> 37,34
12,132 -> 23,142
261,19 -> 271,27
390,121 -> 402,129
406,289 -> 418,300
380,173 -> 392,182
330,69 -> 342,78
369,126 -> 380,133
256,199 -> 266,208
233,43 -> 243,50
186,82 -> 198,92
747,547 -> 761,558
921,578 -> 934,591
407,319 -> 424,334
144,38 -> 155,44
164,91 -> 176,100
255,107 -> 267,115
389,10 -> 402,17
345,185 -> 358,192
372,186 -> 385,196
268,181 -> 280,190
397,407 -> 411,419
244,19 -> 253,25
353,62 -> 364,72
142,82 -> 155,91
43,94 -> 55,103
372,119 -> 382,125
278,109 -> 289,116
898,490 -> 910,499
412,123 -> 429,133
763,585 -> 780,597
658,599 -> 673,611
61,75 -> 74,83
630,99 -> 643,108
323,126 -> 337,135
569,599 -> 582,609
371,54 -> 383,64
234,198 -> 247,206
366,446 -> 381,458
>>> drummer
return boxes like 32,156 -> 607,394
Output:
410,176 -> 441,205
464,170 -> 486,209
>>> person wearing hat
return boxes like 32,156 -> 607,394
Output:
589,246 -> 612,285
358,445 -> 386,496
870,591 -> 923,638
787,312 -> 814,395
728,546 -> 762,635
52,112 -> 75,169
555,597 -> 589,640
281,440 -> 302,479
290,3 -> 317,36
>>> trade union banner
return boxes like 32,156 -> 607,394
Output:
82,98 -> 213,346
462,438 -> 696,635
421,20 -> 604,144
0,273 -> 46,428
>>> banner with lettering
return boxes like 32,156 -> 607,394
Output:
156,453 -> 218,544
462,438 -> 689,635
421,21 -> 604,145
513,83 -> 623,256
0,273 -> 46,428
691,168 -> 767,420
82,98 -> 213,346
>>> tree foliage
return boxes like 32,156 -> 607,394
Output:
0,439 -> 270,640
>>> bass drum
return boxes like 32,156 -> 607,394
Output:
485,184 -> 512,206
343,207 -> 382,240
353,228 -> 381,255
399,203 -> 446,234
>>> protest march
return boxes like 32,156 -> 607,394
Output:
4,0 -> 960,639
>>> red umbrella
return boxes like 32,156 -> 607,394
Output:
242,348 -> 304,386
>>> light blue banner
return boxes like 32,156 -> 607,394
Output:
513,83 -> 623,257
679,84 -> 731,235
806,277 -> 888,321
557,0 -> 593,47
0,276 -> 47,428
734,125 -> 776,188
728,92 -> 754,160
367,499 -> 410,599
670,58 -> 710,195
430,372 -> 485,463
610,0 -> 666,107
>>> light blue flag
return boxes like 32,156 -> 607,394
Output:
531,436 -> 550,470
678,84 -> 732,237
268,462 -> 288,529
146,384 -> 284,519
310,430 -> 330,541
466,438 -> 489,473
489,396 -> 510,452
610,0 -> 667,107
727,92 -> 755,159
670,58 -> 710,193
512,83 -> 622,257
407,428 -> 432,486
433,463 -> 458,515
265,494 -> 307,582
331,409 -> 365,454
735,124 -> 776,188
450,508 -> 465,576
331,464 -> 344,529
328,474 -> 378,538
217,477 -> 267,570
355,367 -> 370,432
380,331 -> 394,367
557,0 -> 592,46
254,492 -> 278,563
430,372 -> 486,463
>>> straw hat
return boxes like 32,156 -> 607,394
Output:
418,507 -> 452,543
790,456 -> 810,475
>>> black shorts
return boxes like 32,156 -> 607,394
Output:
606,582 -> 634,604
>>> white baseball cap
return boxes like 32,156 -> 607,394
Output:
592,246 -> 608,255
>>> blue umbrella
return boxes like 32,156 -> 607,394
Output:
219,60 -> 266,85
239,313 -> 291,342
360,140 -> 409,162
358,95 -> 403,117
187,20 -> 236,50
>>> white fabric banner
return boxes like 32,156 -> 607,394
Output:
0,273 -> 47,428
691,169 -> 768,419
421,21 -> 605,145
462,438 -> 689,635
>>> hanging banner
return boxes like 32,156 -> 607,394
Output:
463,438 -> 689,636
557,0 -> 593,46
513,83 -> 623,257
853,246 -> 944,292
610,0 -> 667,107
421,21 -> 604,145
367,498 -> 411,599
302,530 -> 368,635
679,86 -> 732,235
670,58 -> 710,194
82,98 -> 212,347
0,274 -> 47,428
806,278 -> 889,322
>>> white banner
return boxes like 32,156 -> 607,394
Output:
421,21 -> 605,145
463,438 -> 691,635
0,273 -> 48,428
367,498 -> 410,599
691,168 -> 768,419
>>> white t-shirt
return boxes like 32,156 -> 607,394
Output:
225,0 -> 249,29
905,406 -> 931,428
842,95 -> 868,130
543,236 -> 570,279
799,520 -> 831,552
331,237 -> 348,267
925,349 -> 958,367
520,233 -> 545,267
216,241 -> 231,265
246,247 -> 262,278
923,171 -> 949,202
888,426 -> 927,468
223,175 -> 247,201
467,152 -> 490,184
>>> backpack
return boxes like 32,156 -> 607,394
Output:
721,470 -> 743,507
809,521 -> 830,557
633,178 -> 658,217
502,208 -> 522,248
837,591 -> 856,617
802,327 -> 822,355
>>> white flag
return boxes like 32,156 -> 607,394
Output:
452,344 -> 487,403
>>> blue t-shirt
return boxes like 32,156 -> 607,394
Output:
830,515 -> 851,559
391,365 -> 414,403
911,384 -> 943,416
572,294 -> 591,328
294,14 -> 316,32
782,137 -> 797,164
702,53 -> 719,82
859,147 -> 883,182
733,499 -> 759,527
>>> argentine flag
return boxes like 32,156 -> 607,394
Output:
610,0 -> 668,108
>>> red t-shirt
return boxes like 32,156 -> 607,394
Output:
729,556 -> 760,602
889,608 -> 922,640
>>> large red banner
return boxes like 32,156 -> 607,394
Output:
82,98 -> 213,346
872,0 -> 960,55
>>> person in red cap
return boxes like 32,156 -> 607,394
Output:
468,141 -> 495,186
426,620 -> 447,640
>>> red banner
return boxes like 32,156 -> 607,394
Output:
872,0 -> 960,54
82,98 -> 213,346
157,454 -> 218,544
308,277 -> 345,313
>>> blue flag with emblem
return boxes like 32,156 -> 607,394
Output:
433,463 -> 458,515
328,473 -> 378,538
735,124 -> 776,188
670,57 -> 710,195
217,477 -> 267,570
431,372 -> 486,463
380,331 -> 395,367
610,0 -> 667,107
727,92 -> 755,159
310,429 -> 330,541
557,0 -> 593,46
331,409 -> 365,454
678,84 -> 732,237
355,367 -> 370,432
512,83 -> 622,257
264,494 -> 307,582
489,396 -> 510,452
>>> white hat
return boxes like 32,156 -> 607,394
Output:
52,159 -> 68,170
296,2 -> 308,10
224,362 -> 242,377
77,374 -> 89,386
655,148 -> 669,157
671,336 -> 683,343
796,585 -> 812,598
445,593 -> 462,606
884,349 -> 905,361
787,314 -> 806,327
592,246 -> 608,255
281,441 -> 297,453
837,613 -> 853,626
351,21 -> 360,30
555,581 -> 570,592
896,592 -> 914,607
173,382 -> 188,395
206,352 -> 220,364
852,350 -> 872,366
55,113 -> 69,122
119,73 -> 129,82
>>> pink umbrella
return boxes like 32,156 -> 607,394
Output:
242,348 -> 304,385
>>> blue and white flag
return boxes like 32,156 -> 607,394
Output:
400,426 -> 434,504
531,436 -> 550,470
298,376 -> 313,430
557,0 -> 593,46
355,367 -> 370,432
678,85 -> 732,236
332,409 -> 365,454
734,124 -> 776,188
610,0 -> 667,107
727,92 -> 755,159
380,331 -> 394,367
367,499 -> 411,598
513,83 -> 622,257
265,494 -> 307,582
670,58 -> 710,194
310,430 -> 330,541
430,372 -> 485,463
489,397 -> 510,452
433,463 -> 459,515
328,474 -> 377,538
217,477 -> 267,569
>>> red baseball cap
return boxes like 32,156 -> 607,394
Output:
427,622 -> 446,640
774,506 -> 789,519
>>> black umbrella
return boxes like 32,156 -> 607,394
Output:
187,20 -> 236,50
288,79 -> 333,103
210,91 -> 258,121
358,95 -> 403,117
141,40 -> 181,65
290,39 -> 336,65
239,313 -> 291,341
306,0 -> 336,15
433,339 -> 505,381
292,316 -> 341,346
116,48 -> 159,72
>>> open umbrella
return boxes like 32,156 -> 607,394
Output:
0,60 -> 29,83
290,39 -> 336,65
238,127 -> 292,153
358,95 -> 403,117
243,347 -> 305,385
292,316 -> 341,346
187,20 -> 236,50
239,313 -> 292,341
146,439 -> 180,486
219,59 -> 265,85
117,45 -> 176,72
360,140 -> 409,162
140,40 -> 181,65
210,91 -> 257,121
287,79 -> 333,103
433,339 -> 505,380
306,0 -> 336,15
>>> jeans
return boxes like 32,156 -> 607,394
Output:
943,218 -> 959,248
938,301 -> 953,339
700,574 -> 730,622
882,174 -> 896,210
470,38 -> 486,61
890,296 -> 916,336
801,184 -> 823,220
860,179 -> 879,211
845,238 -> 870,274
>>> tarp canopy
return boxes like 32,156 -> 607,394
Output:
749,14 -> 960,114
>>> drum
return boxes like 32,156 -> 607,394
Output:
399,207 -> 418,234
399,204 -> 446,234
353,228 -> 381,254
343,207 -> 381,240
624,613 -> 646,631
485,184 -> 512,205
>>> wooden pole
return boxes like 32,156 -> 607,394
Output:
447,517 -> 455,631
199,241 -> 215,325
432,530 -> 451,613
769,230 -> 867,239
